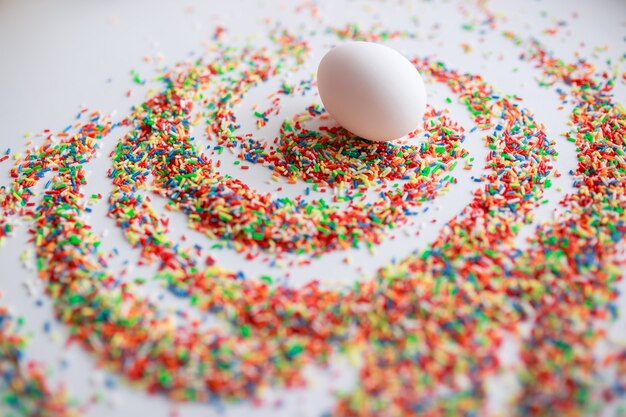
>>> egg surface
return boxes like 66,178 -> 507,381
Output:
317,41 -> 427,142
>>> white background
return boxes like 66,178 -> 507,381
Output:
1,0 -> 625,416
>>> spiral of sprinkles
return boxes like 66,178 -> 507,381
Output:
0,19 -> 624,417
107,38 -> 467,259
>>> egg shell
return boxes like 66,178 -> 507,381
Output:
317,41 -> 426,142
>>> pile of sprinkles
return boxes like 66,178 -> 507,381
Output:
108,36 -> 469,258
0,307 -> 78,417
0,10 -> 625,417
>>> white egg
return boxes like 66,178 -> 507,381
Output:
316,41 -> 427,142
